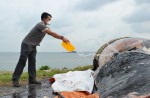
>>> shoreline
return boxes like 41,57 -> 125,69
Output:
0,65 -> 92,97
0,65 -> 92,86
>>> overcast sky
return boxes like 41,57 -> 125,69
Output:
0,0 -> 150,52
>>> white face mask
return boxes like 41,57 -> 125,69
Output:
46,17 -> 51,25
46,21 -> 51,25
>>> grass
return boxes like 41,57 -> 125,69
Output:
0,65 -> 92,86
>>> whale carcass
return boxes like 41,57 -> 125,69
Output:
93,37 -> 150,98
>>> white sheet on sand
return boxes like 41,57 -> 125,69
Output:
51,69 -> 94,94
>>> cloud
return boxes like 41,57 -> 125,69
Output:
123,6 -> 150,23
0,0 -> 150,52
122,0 -> 150,23
74,0 -> 117,11
134,0 -> 150,4
122,2 -> 150,34
130,22 -> 150,34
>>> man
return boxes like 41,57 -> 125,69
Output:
12,12 -> 69,87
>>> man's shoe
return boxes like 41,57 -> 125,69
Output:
13,81 -> 20,87
29,80 -> 41,84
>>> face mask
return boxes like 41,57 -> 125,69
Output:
47,21 -> 50,25
47,17 -> 51,25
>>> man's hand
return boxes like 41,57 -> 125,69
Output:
62,36 -> 70,43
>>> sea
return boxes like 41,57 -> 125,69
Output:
0,52 -> 95,72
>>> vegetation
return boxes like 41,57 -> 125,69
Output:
39,65 -> 51,70
0,65 -> 92,86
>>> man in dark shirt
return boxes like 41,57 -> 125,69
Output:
12,12 -> 69,87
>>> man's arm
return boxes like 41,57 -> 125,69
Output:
43,28 -> 69,43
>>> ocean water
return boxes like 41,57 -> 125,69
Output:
0,52 -> 94,72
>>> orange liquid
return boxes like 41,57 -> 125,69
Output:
62,42 -> 75,52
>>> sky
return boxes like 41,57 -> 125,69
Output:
0,0 -> 150,52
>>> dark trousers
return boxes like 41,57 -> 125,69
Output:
12,42 -> 37,81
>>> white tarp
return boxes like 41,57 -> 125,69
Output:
51,69 -> 94,94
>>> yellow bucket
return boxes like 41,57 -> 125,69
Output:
62,42 -> 75,52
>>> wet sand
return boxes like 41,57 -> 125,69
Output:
0,78 -> 55,98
